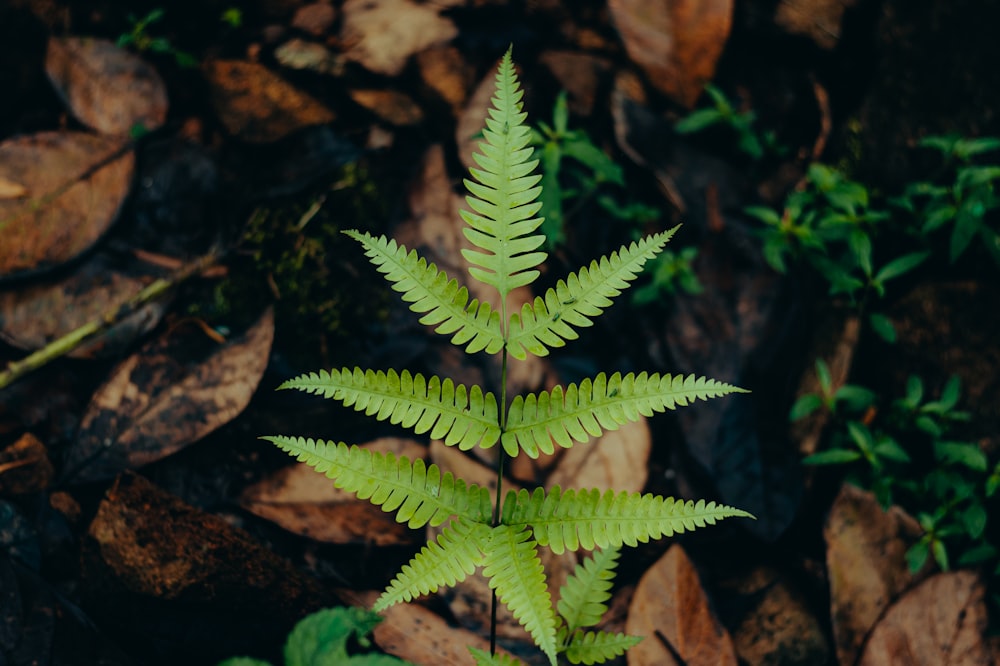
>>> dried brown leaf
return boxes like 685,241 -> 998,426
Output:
0,132 -> 134,279
340,0 -> 457,76
626,544 -> 738,666
66,308 -> 274,483
45,37 -> 167,135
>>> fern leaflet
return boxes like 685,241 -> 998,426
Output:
279,368 -> 501,451
557,547 -> 619,633
506,229 -> 677,360
468,647 -> 525,666
502,372 -> 747,457
262,437 -> 492,527
460,48 -> 547,304
344,231 -> 504,354
482,525 -> 558,665
375,518 -> 490,611
563,630 -> 643,665
503,486 -> 754,554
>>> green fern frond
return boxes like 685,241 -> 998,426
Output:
279,368 -> 501,451
482,525 -> 559,665
502,372 -> 747,457
468,647 -> 525,666
344,231 -> 505,354
375,518 -> 490,611
460,47 -> 547,304
563,630 -> 643,665
506,229 -> 677,360
262,437 -> 492,527
503,486 -> 754,554
557,547 -> 619,633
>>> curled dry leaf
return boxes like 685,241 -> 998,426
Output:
859,571 -> 996,666
0,132 -> 134,279
340,0 -> 457,76
0,252 -> 169,359
204,59 -> 335,142
608,0 -> 733,108
0,433 -> 54,495
45,37 -> 168,136
66,308 -> 275,483
824,483 -> 930,666
626,544 -> 738,666
241,437 -> 426,546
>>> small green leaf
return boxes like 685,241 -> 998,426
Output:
933,441 -> 988,472
873,436 -> 910,463
833,385 -> 877,412
802,449 -> 863,465
846,421 -> 874,455
814,359 -> 832,395
789,394 -> 822,421
744,205 -> 782,226
932,539 -> 950,571
950,200 -> 982,261
868,313 -> 896,343
906,540 -> 930,573
903,375 -> 924,408
675,109 -> 725,134
958,542 -> 997,566
961,504 -> 988,539
285,607 -> 390,666
873,252 -> 929,284
938,375 -> 962,411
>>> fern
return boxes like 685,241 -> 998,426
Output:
264,47 -> 752,665
468,648 -> 524,666
505,229 -> 678,360
502,372 -> 747,457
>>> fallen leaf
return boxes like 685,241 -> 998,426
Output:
65,308 -> 275,483
545,417 -> 650,494
719,567 -> 830,666
45,37 -> 168,135
291,2 -> 337,36
416,45 -> 474,116
626,544 -> 738,666
274,38 -> 344,76
825,484 -> 930,666
204,59 -> 335,142
775,0 -> 858,50
0,132 -> 134,279
538,50 -> 613,116
241,437 -> 426,546
349,89 -> 424,125
0,433 -> 53,495
859,571 -> 996,665
608,0 -> 733,107
340,0 -> 457,76
456,60 -> 501,172
0,252 -> 169,358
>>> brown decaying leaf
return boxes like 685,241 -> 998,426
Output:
416,45 -> 475,116
241,437 -> 426,546
859,571 -> 996,665
340,0 -> 457,77
774,0 -> 858,50
824,483 -> 930,666
0,132 -> 134,279
0,177 -> 27,200
204,59 -> 335,142
608,0 -> 733,108
45,37 -> 168,135
626,544 -> 738,666
349,89 -> 425,126
0,432 -> 54,495
0,252 -> 168,358
66,308 -> 275,483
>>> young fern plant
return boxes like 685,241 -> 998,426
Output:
264,49 -> 752,666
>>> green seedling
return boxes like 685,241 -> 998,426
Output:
117,8 -> 199,67
265,49 -> 751,665
631,247 -> 702,303
218,606 -> 409,666
675,84 -> 782,160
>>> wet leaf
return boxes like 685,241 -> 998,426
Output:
859,571 -> 996,665
0,252 -> 169,358
626,544 -> 738,666
45,37 -> 168,136
66,308 -> 274,483
204,60 -> 335,143
608,0 -> 733,107
824,484 -> 930,666
0,132 -> 134,279
340,0 -> 457,77
241,438 -> 426,546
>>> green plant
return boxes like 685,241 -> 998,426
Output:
631,246 -> 702,303
218,606 -> 410,666
530,91 -> 659,247
794,369 -> 996,576
894,135 -> 1000,265
117,9 -> 199,68
265,49 -> 751,665
675,84 -> 783,160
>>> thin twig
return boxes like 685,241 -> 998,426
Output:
0,250 -> 221,390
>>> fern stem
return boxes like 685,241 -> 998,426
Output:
491,338 -> 510,655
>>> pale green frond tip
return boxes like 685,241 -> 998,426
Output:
469,646 -> 525,666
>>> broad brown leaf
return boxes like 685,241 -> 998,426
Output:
45,37 -> 168,136
340,0 -> 457,76
626,544 -> 738,666
66,308 -> 274,483
608,0 -> 733,108
859,571 -> 996,665
241,437 -> 426,546
0,132 -> 134,279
